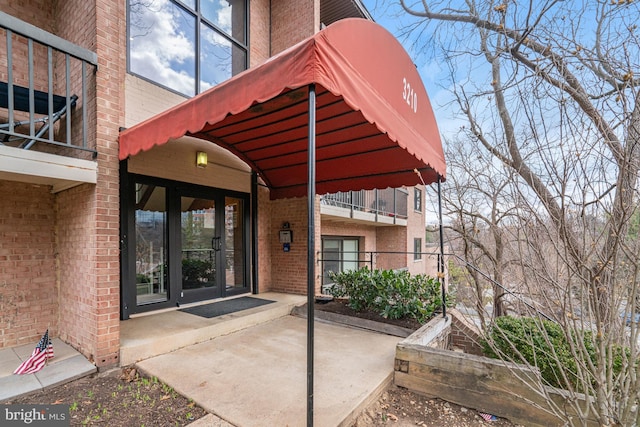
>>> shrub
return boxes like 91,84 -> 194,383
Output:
182,258 -> 215,287
483,316 -> 629,392
327,267 -> 452,323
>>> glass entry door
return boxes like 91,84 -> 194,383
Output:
224,196 -> 246,293
123,175 -> 250,316
180,196 -> 221,303
134,184 -> 168,306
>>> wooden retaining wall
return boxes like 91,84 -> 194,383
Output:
394,315 -> 600,427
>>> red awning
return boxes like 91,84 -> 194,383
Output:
119,18 -> 445,199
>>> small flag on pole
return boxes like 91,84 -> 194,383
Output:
14,329 -> 54,375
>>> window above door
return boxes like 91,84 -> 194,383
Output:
127,0 -> 248,97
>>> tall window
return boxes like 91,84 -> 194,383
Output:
413,238 -> 422,260
414,187 -> 422,212
128,0 -> 248,97
322,238 -> 359,286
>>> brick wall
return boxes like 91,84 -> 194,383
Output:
405,186 -> 427,276
267,196 -> 321,295
257,185 -> 273,292
89,0 -> 123,367
51,0 -> 122,368
56,184 -> 98,361
270,0 -> 319,55
375,226 -> 406,270
0,181 -> 57,348
249,0 -> 271,65
449,309 -> 484,356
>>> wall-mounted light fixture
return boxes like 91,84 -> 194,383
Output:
196,151 -> 208,168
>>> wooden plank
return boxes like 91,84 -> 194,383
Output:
394,371 -> 561,427
395,344 -> 601,427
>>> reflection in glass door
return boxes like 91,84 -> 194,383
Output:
135,184 -> 168,306
225,197 -> 245,291
181,196 -> 220,300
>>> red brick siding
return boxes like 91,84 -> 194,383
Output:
0,181 -> 57,348
257,186 -> 273,292
51,0 -> 122,367
405,186 -> 427,276
0,0 -> 55,31
270,0 -> 319,55
56,184 -> 98,361
249,0 -> 271,65
267,196 -> 321,295
92,0 -> 124,367
375,225 -> 407,271
449,309 -> 484,356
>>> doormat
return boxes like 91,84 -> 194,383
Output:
179,296 -> 275,319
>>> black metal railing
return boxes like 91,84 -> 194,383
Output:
318,250 -> 439,287
320,188 -> 408,220
317,249 -> 553,322
0,11 -> 97,157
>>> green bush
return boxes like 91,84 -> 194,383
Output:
327,267 -> 452,323
483,316 -> 629,392
182,258 -> 215,288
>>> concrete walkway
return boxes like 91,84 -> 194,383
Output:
136,315 -> 401,427
1,294 -> 402,426
0,339 -> 96,402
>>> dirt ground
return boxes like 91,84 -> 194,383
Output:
352,386 -> 518,427
7,366 -> 518,427
6,302 -> 519,426
7,367 -> 208,426
319,300 -> 518,426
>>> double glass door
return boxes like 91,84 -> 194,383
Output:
179,195 -> 246,304
128,178 -> 249,314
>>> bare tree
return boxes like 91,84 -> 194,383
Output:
395,0 -> 640,425
442,135 -> 521,324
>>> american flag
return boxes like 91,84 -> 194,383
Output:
479,412 -> 497,422
14,329 -> 54,375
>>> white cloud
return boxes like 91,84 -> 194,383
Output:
129,0 -> 196,95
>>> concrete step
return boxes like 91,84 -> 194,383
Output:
119,293 -> 306,366
0,338 -> 96,402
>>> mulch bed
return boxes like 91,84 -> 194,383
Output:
313,298 -> 423,331
6,367 -> 208,426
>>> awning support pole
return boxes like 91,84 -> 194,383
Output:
306,83 -> 317,427
251,171 -> 259,294
437,175 -> 447,319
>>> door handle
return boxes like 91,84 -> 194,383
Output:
212,236 -> 221,251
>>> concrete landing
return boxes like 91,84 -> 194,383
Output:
136,315 -> 401,427
0,338 -> 96,402
120,293 -> 307,365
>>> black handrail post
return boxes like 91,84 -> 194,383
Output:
306,83 -> 317,427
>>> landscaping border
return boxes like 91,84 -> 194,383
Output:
394,311 -> 600,427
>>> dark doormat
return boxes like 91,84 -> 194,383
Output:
179,296 -> 275,319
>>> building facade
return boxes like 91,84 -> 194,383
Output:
0,0 -> 439,368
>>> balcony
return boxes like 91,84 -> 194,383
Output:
320,188 -> 408,226
0,12 -> 97,192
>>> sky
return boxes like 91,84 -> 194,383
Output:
361,0 -> 460,224
361,0 -> 461,140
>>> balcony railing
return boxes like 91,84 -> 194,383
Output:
320,188 -> 408,222
0,11 -> 97,157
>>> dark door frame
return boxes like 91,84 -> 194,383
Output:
119,167 -> 251,319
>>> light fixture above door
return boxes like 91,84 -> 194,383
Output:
196,151 -> 208,168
